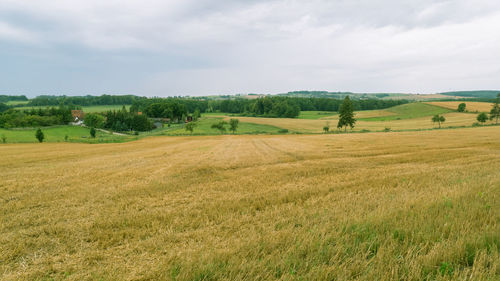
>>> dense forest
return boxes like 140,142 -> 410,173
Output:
440,91 -> 500,99
0,106 -> 73,128
130,96 -> 408,118
0,103 -> 10,113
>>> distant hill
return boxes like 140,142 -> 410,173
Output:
277,91 -> 408,100
439,91 -> 500,99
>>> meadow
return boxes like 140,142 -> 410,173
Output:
0,127 -> 498,280
160,118 -> 282,136
5,101 -> 29,106
2,102 -> 497,143
0,126 -> 137,143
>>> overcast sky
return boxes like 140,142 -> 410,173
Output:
1,0 -> 499,97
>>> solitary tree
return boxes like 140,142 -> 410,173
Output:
211,121 -> 227,134
35,128 -> 44,143
1,134 -> 6,143
489,93 -> 500,124
432,114 -> 446,128
185,122 -> 196,134
323,124 -> 329,133
477,112 -> 488,124
84,113 -> 105,128
193,109 -> 201,121
337,96 -> 356,132
457,103 -> 466,112
229,118 -> 239,134
90,127 -> 96,138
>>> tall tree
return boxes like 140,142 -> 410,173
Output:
193,108 -> 201,121
477,112 -> 488,124
185,122 -> 196,134
489,93 -> 500,124
432,114 -> 446,128
229,119 -> 239,134
457,103 -> 466,112
337,96 -> 356,132
35,128 -> 44,143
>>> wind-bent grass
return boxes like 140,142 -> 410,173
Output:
426,101 -> 494,113
0,127 -> 499,280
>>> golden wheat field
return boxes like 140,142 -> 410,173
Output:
425,102 -> 494,112
1,127 -> 499,280
228,112 -> 481,133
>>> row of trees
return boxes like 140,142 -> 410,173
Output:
126,96 -> 409,119
85,107 -> 154,132
0,95 -> 28,103
184,119 -> 240,134
209,97 -> 407,117
0,106 -> 73,128
28,95 -> 143,106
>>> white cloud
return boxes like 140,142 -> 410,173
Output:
0,0 -> 499,95
0,21 -> 37,42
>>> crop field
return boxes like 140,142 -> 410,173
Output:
1,127 -> 499,280
426,102 -> 494,113
228,112 -> 481,133
356,103 -> 451,121
2,102 -> 495,143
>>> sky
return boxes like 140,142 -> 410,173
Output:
1,0 -> 500,97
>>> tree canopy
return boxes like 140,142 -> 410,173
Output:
337,96 -> 356,131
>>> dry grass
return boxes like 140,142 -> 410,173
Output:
426,102 -> 494,112
229,112 -> 482,133
1,127 -> 499,280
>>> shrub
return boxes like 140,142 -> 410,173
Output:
35,128 -> 44,143
477,112 -> 488,124
1,134 -> 6,143
278,129 -> 289,134
457,103 -> 466,112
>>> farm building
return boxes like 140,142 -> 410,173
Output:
71,110 -> 85,121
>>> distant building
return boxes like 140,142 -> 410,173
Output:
186,116 -> 193,122
137,112 -> 143,115
71,110 -> 85,121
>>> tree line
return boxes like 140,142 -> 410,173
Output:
0,95 -> 28,103
84,107 -> 154,132
25,94 -> 409,119
0,106 -> 73,128
27,95 -> 143,106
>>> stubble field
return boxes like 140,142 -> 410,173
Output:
1,127 -> 499,280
